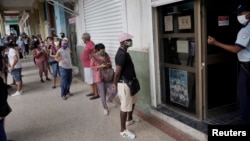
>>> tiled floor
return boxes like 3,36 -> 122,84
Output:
157,105 -> 242,135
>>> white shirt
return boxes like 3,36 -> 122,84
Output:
236,22 -> 250,62
8,48 -> 22,69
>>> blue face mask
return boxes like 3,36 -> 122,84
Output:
62,45 -> 68,50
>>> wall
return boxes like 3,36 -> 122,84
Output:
125,0 -> 153,112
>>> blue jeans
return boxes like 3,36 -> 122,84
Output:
59,67 -> 72,97
51,62 -> 60,77
11,68 -> 22,82
0,119 -> 7,141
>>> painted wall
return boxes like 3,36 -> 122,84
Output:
125,0 -> 153,112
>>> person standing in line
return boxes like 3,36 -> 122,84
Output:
23,35 -> 30,55
32,40 -> 50,83
81,33 -> 99,100
0,76 -> 12,141
50,37 -> 61,89
8,41 -> 23,96
90,43 -> 117,115
16,36 -> 26,59
113,33 -> 139,139
207,4 -> 250,125
55,38 -> 73,100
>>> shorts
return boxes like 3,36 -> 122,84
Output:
83,67 -> 94,84
51,62 -> 60,77
118,82 -> 137,112
11,68 -> 22,82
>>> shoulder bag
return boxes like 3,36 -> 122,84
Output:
92,54 -> 114,82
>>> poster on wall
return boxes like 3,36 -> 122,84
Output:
176,40 -> 189,53
169,69 -> 189,107
218,16 -> 229,26
164,15 -> 173,31
178,15 -> 191,30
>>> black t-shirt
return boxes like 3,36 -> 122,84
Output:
115,47 -> 136,80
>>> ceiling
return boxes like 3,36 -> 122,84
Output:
0,0 -> 36,22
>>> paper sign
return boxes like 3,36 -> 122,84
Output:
164,15 -> 173,31
177,40 -> 189,53
178,16 -> 191,30
218,16 -> 229,26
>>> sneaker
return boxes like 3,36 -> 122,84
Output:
120,130 -> 135,139
62,96 -> 67,100
11,91 -> 22,97
104,109 -> 109,115
126,119 -> 140,126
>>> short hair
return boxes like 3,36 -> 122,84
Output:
95,43 -> 105,51
82,33 -> 91,39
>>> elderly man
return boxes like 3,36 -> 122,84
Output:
81,33 -> 99,100
55,38 -> 73,100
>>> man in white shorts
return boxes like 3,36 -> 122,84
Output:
113,33 -> 140,139
81,33 -> 99,100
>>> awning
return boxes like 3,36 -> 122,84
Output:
151,0 -> 184,7
46,0 -> 78,15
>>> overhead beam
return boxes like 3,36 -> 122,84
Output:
1,6 -> 32,11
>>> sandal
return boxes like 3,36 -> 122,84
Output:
86,93 -> 94,97
89,95 -> 100,100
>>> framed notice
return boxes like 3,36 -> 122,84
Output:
164,15 -> 173,31
218,16 -> 229,26
169,69 -> 189,107
178,15 -> 191,30
176,40 -> 189,53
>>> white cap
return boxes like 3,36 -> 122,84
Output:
62,37 -> 68,41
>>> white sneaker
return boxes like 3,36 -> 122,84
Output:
120,130 -> 135,139
11,91 -> 22,96
104,109 -> 109,115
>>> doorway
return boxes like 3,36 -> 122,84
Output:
204,0 -> 249,124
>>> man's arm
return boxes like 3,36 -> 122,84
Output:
207,36 -> 242,53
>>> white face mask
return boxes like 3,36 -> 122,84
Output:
125,41 -> 133,47
237,14 -> 249,25
54,41 -> 59,46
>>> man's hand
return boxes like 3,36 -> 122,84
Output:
207,36 -> 217,45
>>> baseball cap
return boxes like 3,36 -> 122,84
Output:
62,37 -> 68,41
118,32 -> 134,42
234,4 -> 250,14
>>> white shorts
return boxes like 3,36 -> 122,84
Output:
83,68 -> 94,84
118,82 -> 137,112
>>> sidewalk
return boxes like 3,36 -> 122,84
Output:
4,55 -> 197,141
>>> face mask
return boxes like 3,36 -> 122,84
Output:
125,41 -> 133,47
54,41 -> 59,46
237,15 -> 249,25
62,45 -> 68,50
99,51 -> 106,57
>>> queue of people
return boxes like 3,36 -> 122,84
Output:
0,31 -> 140,140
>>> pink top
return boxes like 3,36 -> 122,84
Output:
90,52 -> 112,83
34,49 -> 46,62
81,40 -> 95,67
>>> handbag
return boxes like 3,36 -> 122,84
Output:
92,54 -> 114,82
125,77 -> 140,96
100,67 -> 114,82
